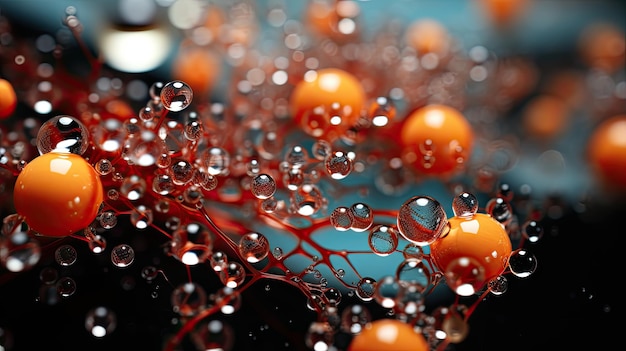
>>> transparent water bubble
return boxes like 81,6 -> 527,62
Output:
368,96 -> 396,126
368,224 -> 398,256
110,244 -> 135,268
305,321 -> 334,351
402,243 -> 424,261
349,202 -> 374,232
54,244 -> 77,266
99,211 -> 117,229
251,174 -> 276,199
396,259 -> 431,288
238,232 -> 270,264
36,115 -> 90,155
94,159 -> 113,175
355,277 -> 376,302
340,304 -> 372,335
120,174 -> 147,201
204,147 -> 231,176
396,282 -> 426,316
330,206 -> 353,231
160,80 -> 193,112
397,195 -> 448,246
171,222 -> 213,266
290,184 -> 323,216
325,151 -> 353,179
87,233 -> 107,254
444,256 -> 486,296
312,139 -> 332,160
149,81 -> 165,101
261,197 -> 278,213
214,286 -> 241,315
220,261 -> 246,288
124,131 -> 166,167
85,306 -> 117,338
56,276 -> 77,297
374,275 -> 401,309
486,197 -> 513,225
488,275 -> 508,295
1,231 -> 41,272
39,266 -> 59,285
508,249 -> 537,278
191,319 -> 234,351
442,311 -> 469,344
141,266 -> 159,281
210,251 -> 228,272
522,220 -> 544,243
452,192 -> 478,218
285,145 -> 309,169
170,159 -> 194,185
171,282 -> 206,316
130,205 -> 153,229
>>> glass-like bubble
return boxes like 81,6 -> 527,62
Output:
444,256 -> 486,296
251,174 -> 276,199
39,266 -> 59,285
374,275 -> 401,308
170,159 -> 194,185
285,145 -> 309,168
94,159 -> 113,175
1,231 -> 41,272
171,282 -> 207,316
261,197 -> 278,213
141,266 -> 159,281
56,276 -> 77,297
402,243 -> 424,261
325,151 -> 353,179
488,275 -> 508,295
368,224 -> 399,256
442,312 -> 469,343
160,80 -> 193,112
508,249 -> 537,278
397,195 -> 448,246
99,211 -> 117,229
171,222 -> 213,266
85,306 -> 117,338
368,96 -> 396,126
355,277 -> 376,302
305,321 -> 334,351
396,259 -> 431,288
330,206 -> 353,231
214,286 -> 241,315
452,192 -> 478,218
203,147 -> 231,176
290,184 -> 323,216
312,139 -> 332,160
110,244 -> 135,268
340,304 -> 372,335
130,205 -> 153,229
54,244 -> 77,266
191,319 -> 234,351
220,261 -> 246,288
486,197 -> 513,225
238,232 -> 270,263
349,202 -> 373,232
87,233 -> 107,254
120,174 -> 147,201
396,282 -> 426,316
210,251 -> 228,272
522,220 -> 544,243
149,81 -> 165,101
36,115 -> 90,155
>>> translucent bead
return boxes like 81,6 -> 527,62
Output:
325,151 -> 353,180
397,195 -> 448,246
99,211 -> 117,229
238,232 -> 270,263
1,231 -> 41,272
220,261 -> 246,288
111,244 -> 135,268
171,222 -> 213,265
171,282 -> 206,316
340,304 -> 372,335
251,174 -> 276,199
374,275 -> 401,308
204,147 -> 230,176
368,224 -> 398,256
522,220 -> 544,243
57,276 -> 77,297
330,206 -> 353,231
368,96 -> 396,127
170,159 -> 194,185
508,248 -> 537,278
160,80 -> 193,112
191,319 -> 234,351
355,277 -> 376,302
349,202 -> 373,232
37,115 -> 90,155
290,184 -> 323,216
396,259 -> 431,288
285,145 -> 309,169
485,197 -> 513,225
54,244 -> 77,266
452,192 -> 478,218
94,159 -> 114,175
305,322 -> 334,351
488,275 -> 508,295
312,139 -> 332,160
85,306 -> 117,338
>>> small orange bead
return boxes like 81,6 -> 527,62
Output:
13,151 -> 104,237
522,94 -> 570,139
348,319 -> 428,351
0,78 -> 17,119
477,0 -> 531,27
587,115 -> 626,191
400,104 -> 474,176
405,19 -> 450,57
290,68 -> 366,138
430,214 -> 512,295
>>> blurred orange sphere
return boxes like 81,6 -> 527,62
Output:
477,0 -> 531,27
290,68 -> 366,138
522,94 -> 570,139
430,214 -> 512,295
587,115 -> 626,190
579,23 -> 626,73
405,19 -> 450,57
348,319 -> 428,351
400,104 -> 474,176
13,151 -> 103,237
0,78 -> 17,119
172,44 -> 221,98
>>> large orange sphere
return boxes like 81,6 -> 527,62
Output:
0,78 -> 17,119
13,151 -> 104,237
400,104 -> 474,176
290,68 -> 366,138
348,319 -> 428,351
587,115 -> 626,190
430,214 -> 512,296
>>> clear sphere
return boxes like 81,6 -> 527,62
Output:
37,115 -> 90,155
397,195 -> 448,245
160,80 -> 193,112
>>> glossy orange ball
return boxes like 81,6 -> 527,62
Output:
0,78 -> 17,119
348,319 -> 428,351
400,104 -> 474,176
430,214 -> 512,296
13,151 -> 104,237
290,68 -> 366,138
587,115 -> 626,190
405,19 -> 450,57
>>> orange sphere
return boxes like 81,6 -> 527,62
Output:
172,43 -> 221,98
0,78 -> 17,119
348,319 -> 428,351
430,214 -> 512,295
290,68 -> 366,138
522,95 -> 570,139
13,151 -> 104,237
400,104 -> 474,176
587,115 -> 626,190
477,0 -> 530,27
579,23 -> 626,73
405,19 -> 450,57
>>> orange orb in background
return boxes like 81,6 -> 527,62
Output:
400,104 -> 474,176
290,68 -> 366,139
476,0 -> 531,27
172,43 -> 221,99
579,23 -> 626,73
348,318 -> 428,351
405,18 -> 450,57
587,115 -> 626,191
0,78 -> 17,119
522,94 -> 570,140
430,213 -> 512,296
13,151 -> 104,237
